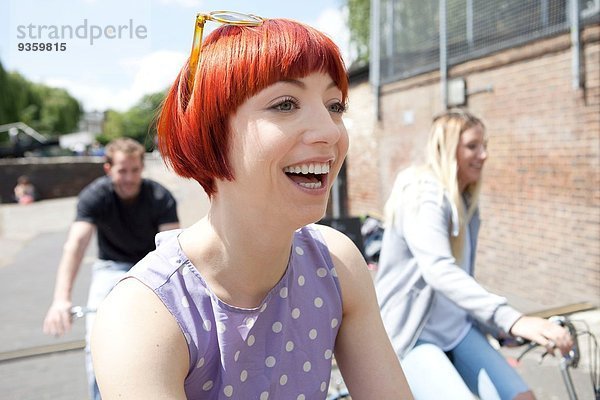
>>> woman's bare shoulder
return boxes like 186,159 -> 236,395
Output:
313,223 -> 365,270
91,278 -> 189,398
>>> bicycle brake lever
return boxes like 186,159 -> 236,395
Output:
549,315 -> 580,368
516,342 -> 538,362
539,349 -> 552,364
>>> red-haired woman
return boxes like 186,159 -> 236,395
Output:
91,13 -> 413,400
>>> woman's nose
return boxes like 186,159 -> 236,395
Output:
480,147 -> 488,160
302,106 -> 344,145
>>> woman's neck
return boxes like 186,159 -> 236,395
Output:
179,207 -> 295,308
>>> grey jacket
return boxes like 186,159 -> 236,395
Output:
375,176 -> 522,359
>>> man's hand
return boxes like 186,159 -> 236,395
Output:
43,299 -> 73,337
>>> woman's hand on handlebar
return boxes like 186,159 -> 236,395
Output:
509,315 -> 573,356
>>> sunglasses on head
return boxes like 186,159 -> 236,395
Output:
187,11 -> 265,93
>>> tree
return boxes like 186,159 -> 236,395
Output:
347,0 -> 371,67
100,110 -> 125,143
0,62 -> 9,124
99,90 -> 166,151
31,84 -> 82,134
0,64 -> 82,135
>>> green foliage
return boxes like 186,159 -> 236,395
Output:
0,60 -> 82,135
102,91 -> 166,151
101,109 -> 125,142
0,63 -> 9,124
347,0 -> 371,66
0,60 -> 166,152
31,84 -> 82,134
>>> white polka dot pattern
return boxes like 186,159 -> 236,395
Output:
129,226 -> 343,399
178,264 -> 189,275
280,374 -> 288,385
314,297 -> 324,308
303,361 -> 312,372
286,340 -> 294,352
181,296 -> 190,308
291,308 -> 301,319
202,320 -> 211,332
245,316 -> 256,329
265,356 -> 276,368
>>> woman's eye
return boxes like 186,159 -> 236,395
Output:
328,102 -> 346,114
272,98 -> 298,112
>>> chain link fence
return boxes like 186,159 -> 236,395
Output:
377,0 -> 600,84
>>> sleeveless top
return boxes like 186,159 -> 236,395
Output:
127,225 -> 343,399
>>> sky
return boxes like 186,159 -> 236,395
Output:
0,0 -> 352,113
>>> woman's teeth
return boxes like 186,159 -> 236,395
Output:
283,162 -> 330,174
283,162 -> 330,189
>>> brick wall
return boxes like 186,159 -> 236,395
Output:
344,78 -> 383,217
345,26 -> 600,307
0,157 -> 105,203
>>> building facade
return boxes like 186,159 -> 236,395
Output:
344,2 -> 599,308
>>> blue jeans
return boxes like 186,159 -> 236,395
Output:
401,326 -> 530,400
86,260 -> 133,400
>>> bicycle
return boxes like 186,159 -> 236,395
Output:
327,314 -> 599,400
504,315 -> 600,400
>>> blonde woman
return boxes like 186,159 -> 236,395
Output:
375,110 -> 572,400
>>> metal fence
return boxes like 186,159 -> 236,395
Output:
375,0 -> 600,84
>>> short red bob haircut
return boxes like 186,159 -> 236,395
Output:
157,18 -> 348,197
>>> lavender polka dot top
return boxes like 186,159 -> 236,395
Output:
127,225 -> 343,399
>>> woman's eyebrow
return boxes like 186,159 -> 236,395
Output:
277,78 -> 338,90
279,79 -> 306,88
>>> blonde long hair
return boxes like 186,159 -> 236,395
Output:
385,109 -> 485,263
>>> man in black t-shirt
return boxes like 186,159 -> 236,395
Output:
42,138 -> 179,400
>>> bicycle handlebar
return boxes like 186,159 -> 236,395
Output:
509,315 -> 598,400
510,315 -> 580,367
69,306 -> 96,319
549,315 -> 580,368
